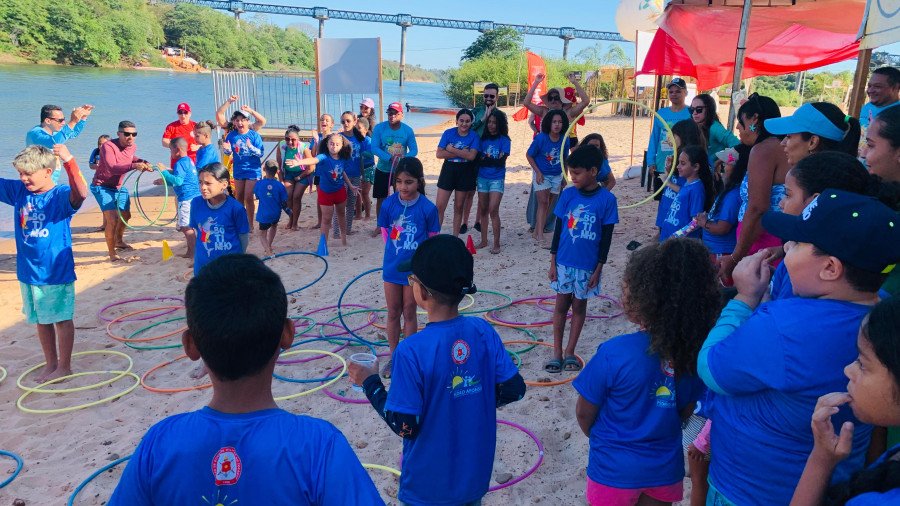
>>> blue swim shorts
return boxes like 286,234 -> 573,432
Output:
90,185 -> 130,212
20,282 -> 75,324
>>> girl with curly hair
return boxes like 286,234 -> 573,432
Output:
573,238 -> 721,505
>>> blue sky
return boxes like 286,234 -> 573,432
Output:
253,0 -> 898,73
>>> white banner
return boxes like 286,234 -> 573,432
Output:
857,0 -> 900,49
317,38 -> 381,94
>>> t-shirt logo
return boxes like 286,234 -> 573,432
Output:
212,446 -> 242,486
20,202 -> 49,242
565,204 -> 597,243
451,339 -> 470,364
544,147 -> 561,167
484,144 -> 501,159
198,217 -> 233,255
389,214 -> 418,254
802,195 -> 819,221
449,367 -> 482,398
330,166 -> 340,181
653,360 -> 676,409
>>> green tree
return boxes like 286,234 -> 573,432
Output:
461,27 -> 523,62
601,45 -> 631,67
575,42 -> 604,66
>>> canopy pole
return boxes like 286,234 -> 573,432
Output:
848,48 -> 873,117
727,0 -> 753,131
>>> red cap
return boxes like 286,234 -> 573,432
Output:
564,87 -> 577,103
176,102 -> 191,113
387,102 -> 403,113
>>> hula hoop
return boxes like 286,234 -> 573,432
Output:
117,165 -> 172,228
561,98 -> 677,210
263,251 -> 328,295
362,462 -> 401,477
133,170 -> 176,227
273,349 -> 346,401
17,350 -> 134,394
502,340 -> 584,387
459,289 -> 513,315
320,350 -> 391,404
17,371 -> 140,414
493,325 -> 541,355
488,420 -> 545,492
123,316 -> 185,351
0,450 -> 23,488
484,297 -> 562,328
534,294 -> 624,320
67,454 -> 131,506
291,316 -> 318,337
314,308 -> 379,340
140,354 -> 212,393
337,268 -> 392,347
107,306 -> 186,342
0,366 -> 6,385
275,336 -> 360,365
97,296 -> 184,322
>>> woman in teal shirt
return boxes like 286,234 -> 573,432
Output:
691,94 -> 739,165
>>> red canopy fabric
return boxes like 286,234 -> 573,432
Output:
638,0 -> 865,89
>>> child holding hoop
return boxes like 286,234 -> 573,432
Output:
276,125 -> 312,231
376,157 -> 440,367
574,238 -> 721,506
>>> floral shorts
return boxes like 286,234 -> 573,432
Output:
363,164 -> 376,184
551,264 -> 601,300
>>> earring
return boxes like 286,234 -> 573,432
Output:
749,123 -> 757,132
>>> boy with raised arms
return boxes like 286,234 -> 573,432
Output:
698,190 -> 900,505
110,254 -> 383,505
348,234 -> 526,506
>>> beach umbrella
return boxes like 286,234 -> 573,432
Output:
614,0 -> 665,41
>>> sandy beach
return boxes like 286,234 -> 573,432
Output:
0,108 -> 680,504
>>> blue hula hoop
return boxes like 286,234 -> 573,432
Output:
262,251 -> 328,295
0,450 -> 23,488
67,454 -> 131,505
337,268 -> 390,347
272,337 -> 375,384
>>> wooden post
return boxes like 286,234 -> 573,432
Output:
848,48 -> 873,118
378,38 -> 384,124
399,25 -> 408,87
314,39 -> 322,132
727,0 -> 753,131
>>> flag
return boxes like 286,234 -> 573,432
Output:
161,240 -> 174,262
513,52 -> 547,122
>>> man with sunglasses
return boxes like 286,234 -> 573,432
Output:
647,78 -> 691,195
26,104 -> 94,183
162,102 -> 198,168
92,121 -> 152,262
471,83 -> 505,137
370,102 -> 418,236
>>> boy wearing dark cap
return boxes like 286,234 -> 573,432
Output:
348,235 -> 527,506
697,190 -> 900,505
110,255 -> 382,505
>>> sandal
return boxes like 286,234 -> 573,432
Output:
544,359 -> 562,374
381,358 -> 393,379
563,356 -> 582,372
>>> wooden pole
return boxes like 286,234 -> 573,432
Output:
848,48 -> 873,118
378,38 -> 384,124
314,39 -> 322,134
399,25 -> 408,87
727,0 -> 753,131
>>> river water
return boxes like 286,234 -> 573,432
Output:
0,63 -> 453,237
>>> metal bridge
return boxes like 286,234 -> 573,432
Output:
157,1 -> 627,84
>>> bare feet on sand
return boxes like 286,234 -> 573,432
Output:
115,243 -> 134,251
43,367 -> 73,383
475,240 -> 489,249
110,255 -> 139,263
179,251 -> 191,259
490,246 -> 501,254
35,364 -> 57,383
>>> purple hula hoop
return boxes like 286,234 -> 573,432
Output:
533,294 -> 624,320
321,352 -> 391,404
97,296 -> 184,322
488,419 -> 545,492
301,304 -> 377,338
485,296 -> 556,327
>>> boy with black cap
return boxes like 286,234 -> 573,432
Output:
348,234 -> 527,506
697,189 -> 900,505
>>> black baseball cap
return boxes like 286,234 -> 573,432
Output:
762,189 -> 900,274
398,235 -> 477,296
667,78 -> 687,90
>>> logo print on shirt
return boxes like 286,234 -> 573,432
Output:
389,213 -> 418,254
330,166 -> 340,181
451,339 -> 470,364
565,204 -> 597,243
484,144 -> 501,159
653,360 -> 676,408
544,147 -> 561,167
449,366 -> 482,398
211,447 -> 242,486
198,217 -> 233,255
20,201 -> 50,242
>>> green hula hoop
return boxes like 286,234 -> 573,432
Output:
459,289 -> 513,315
493,325 -> 541,354
320,308 -> 387,347
117,165 -> 171,229
291,316 -> 318,337
561,98 -> 677,210
123,316 -> 186,351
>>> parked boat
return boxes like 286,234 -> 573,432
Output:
404,103 -> 458,115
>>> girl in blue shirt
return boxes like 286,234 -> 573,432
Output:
295,133 -> 359,250
377,157 -> 440,362
526,109 -> 570,245
660,145 -> 715,241
573,238 -> 721,505
656,120 -> 706,232
337,112 -> 373,237
475,109 -> 511,254
792,297 -> 900,505
696,146 -> 747,275
276,125 -> 312,231
435,109 -> 481,236
189,163 -> 249,276
223,110 -> 264,229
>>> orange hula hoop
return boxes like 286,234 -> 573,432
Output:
106,306 -> 186,342
140,353 -> 212,393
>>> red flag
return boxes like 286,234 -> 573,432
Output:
513,52 -> 547,122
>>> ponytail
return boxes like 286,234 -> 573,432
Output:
800,103 -> 861,156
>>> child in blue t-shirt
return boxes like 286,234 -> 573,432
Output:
698,189 -> 900,505
253,161 -> 289,257
193,120 -> 220,170
526,110 -> 571,245
546,146 -> 618,373
660,145 -> 715,241
223,110 -> 264,229
574,238 -> 720,504
295,133 -> 360,251
475,109 -> 511,254
0,145 -> 88,383
347,234 -> 526,506
189,163 -> 249,276
377,157 -> 440,361
696,147 -> 744,270
655,120 -> 706,232
336,112 -> 373,237
580,133 -> 617,190
155,137 -> 201,260
109,254 -> 383,505
792,297 -> 900,505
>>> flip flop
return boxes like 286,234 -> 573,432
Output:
381,358 -> 393,379
544,359 -> 562,374
563,356 -> 582,372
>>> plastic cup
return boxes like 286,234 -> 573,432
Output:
349,353 -> 377,392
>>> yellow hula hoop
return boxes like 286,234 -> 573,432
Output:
561,98 -> 677,209
363,463 -> 402,477
17,371 -> 140,414
16,350 -> 134,394
273,349 -> 347,401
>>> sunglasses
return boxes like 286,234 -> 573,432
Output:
284,136 -> 299,142
689,106 -> 705,114
177,110 -> 190,115
548,94 -> 561,101
483,94 -> 497,99
407,274 -> 432,295
119,131 -> 138,137
387,111 -> 399,116
48,117 -> 66,123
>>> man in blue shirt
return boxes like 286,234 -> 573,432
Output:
110,255 -> 382,505
25,104 -> 94,183
370,102 -> 418,237
647,78 -> 691,190
348,235 -> 526,506
860,66 -> 899,129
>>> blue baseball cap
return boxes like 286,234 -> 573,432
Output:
762,189 -> 900,274
764,103 -> 847,141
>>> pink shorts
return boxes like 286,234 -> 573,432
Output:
586,476 -> 683,505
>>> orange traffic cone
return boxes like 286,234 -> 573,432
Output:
466,235 -> 477,255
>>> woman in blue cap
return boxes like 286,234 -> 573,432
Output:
766,102 -> 861,168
